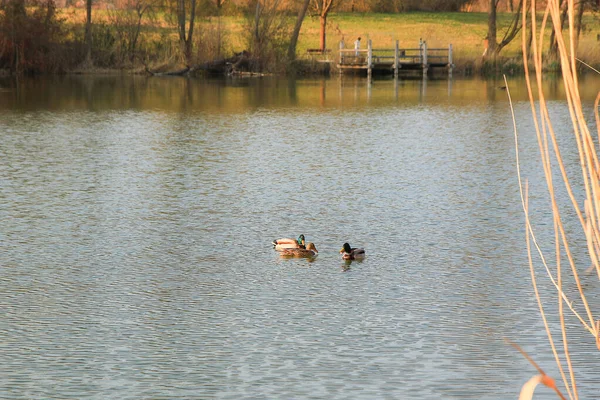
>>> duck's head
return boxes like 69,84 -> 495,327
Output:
297,234 -> 306,246
340,243 -> 352,253
306,242 -> 318,253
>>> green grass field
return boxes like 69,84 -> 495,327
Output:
203,11 -> 600,67
61,9 -> 600,70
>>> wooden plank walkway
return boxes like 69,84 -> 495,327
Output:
338,40 -> 454,77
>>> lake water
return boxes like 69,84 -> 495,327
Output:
1,74 -> 599,399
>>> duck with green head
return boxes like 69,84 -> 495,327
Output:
280,242 -> 318,258
272,234 -> 305,251
340,243 -> 365,260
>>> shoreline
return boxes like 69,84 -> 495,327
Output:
3,8 -> 599,77
3,55 -> 596,79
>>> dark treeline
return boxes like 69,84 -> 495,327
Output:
0,0 -> 476,74
0,0 -> 596,75
0,0 -> 77,74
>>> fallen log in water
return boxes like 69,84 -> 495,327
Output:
144,51 -> 260,76
144,65 -> 190,76
195,50 -> 252,75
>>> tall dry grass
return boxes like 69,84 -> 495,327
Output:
510,0 -> 600,398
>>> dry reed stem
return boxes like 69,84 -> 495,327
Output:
527,0 -> 598,332
507,339 -> 545,375
548,0 -> 600,333
576,59 -> 600,75
519,375 -> 565,400
584,202 -> 600,280
529,179 -> 575,399
597,320 -> 600,350
596,91 -> 600,156
507,340 -> 567,400
520,0 -> 595,335
507,339 -> 546,375
514,0 -> 600,398
509,76 -> 575,398
509,69 -> 591,337
505,86 -> 595,334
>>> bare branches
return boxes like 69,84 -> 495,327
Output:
486,0 -> 528,58
245,0 -> 292,72
288,0 -> 311,60
176,0 -> 197,64
107,0 -> 159,65
312,0 -> 341,51
497,0 -> 525,53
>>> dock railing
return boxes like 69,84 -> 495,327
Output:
305,48 -> 332,62
338,39 -> 454,76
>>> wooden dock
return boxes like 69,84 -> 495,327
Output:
338,40 -> 453,77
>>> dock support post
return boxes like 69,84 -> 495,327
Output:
394,40 -> 399,77
422,40 -> 428,77
448,43 -> 454,78
339,41 -> 344,75
367,39 -> 372,78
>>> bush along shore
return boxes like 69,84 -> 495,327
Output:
1,1 -> 599,77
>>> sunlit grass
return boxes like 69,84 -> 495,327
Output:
53,8 -> 600,69
298,12 -> 514,56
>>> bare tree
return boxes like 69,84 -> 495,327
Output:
574,0 -> 588,50
214,0 -> 231,58
109,0 -> 157,65
288,0 -> 311,60
548,0 -> 568,62
85,0 -> 92,62
177,0 -> 197,65
246,0 -> 291,71
485,0 -> 497,57
0,0 -> 65,73
484,0 -> 525,59
547,0 -> 588,62
0,0 -> 27,72
312,0 -> 339,52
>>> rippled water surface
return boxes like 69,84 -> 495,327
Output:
2,75 -> 599,399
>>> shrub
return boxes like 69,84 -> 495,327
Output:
0,0 -> 67,74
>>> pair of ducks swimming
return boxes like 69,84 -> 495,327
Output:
272,234 -> 366,260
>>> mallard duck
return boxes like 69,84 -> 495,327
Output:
340,242 -> 365,260
280,242 -> 318,258
272,234 -> 305,251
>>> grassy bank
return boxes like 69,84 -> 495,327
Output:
285,12 -> 599,73
176,12 -> 598,74
12,7 -> 600,75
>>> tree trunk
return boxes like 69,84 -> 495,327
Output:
177,0 -> 186,44
130,9 -> 144,63
287,0 -> 311,60
574,0 -> 585,51
186,0 -> 196,64
5,0 -> 26,72
486,0 -> 497,58
254,1 -> 260,46
85,0 -> 92,62
177,0 -> 196,65
549,0 -> 567,62
524,5 -> 536,61
319,14 -> 327,51
496,0 -> 523,53
313,0 -> 334,53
